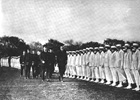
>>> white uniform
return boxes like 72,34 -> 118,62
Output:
89,51 -> 95,79
83,52 -> 87,78
71,54 -> 76,76
104,50 -> 113,83
110,51 -> 118,85
116,50 -> 126,82
75,53 -> 80,77
99,51 -> 105,80
124,49 -> 134,84
85,51 -> 91,79
131,49 -> 140,88
65,54 -> 70,75
78,53 -> 82,77
69,54 -> 73,76
94,52 -> 100,80
80,53 -> 84,77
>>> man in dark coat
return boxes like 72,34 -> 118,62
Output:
36,50 -> 42,78
31,50 -> 40,78
57,46 -> 68,82
25,49 -> 32,79
40,46 -> 49,81
19,50 -> 26,77
48,48 -> 56,79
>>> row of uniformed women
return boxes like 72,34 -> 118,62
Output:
64,43 -> 140,91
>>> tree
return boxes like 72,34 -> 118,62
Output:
0,36 -> 27,67
29,41 -> 43,52
44,39 -> 64,53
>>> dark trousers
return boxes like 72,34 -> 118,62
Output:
49,63 -> 54,78
20,64 -> 25,76
25,63 -> 31,78
41,63 -> 48,80
58,64 -> 66,81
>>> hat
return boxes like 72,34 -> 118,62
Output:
111,46 -> 116,49
116,44 -> 121,47
99,46 -> 104,49
94,47 -> 99,50
124,43 -> 130,47
105,45 -> 110,48
132,43 -> 138,47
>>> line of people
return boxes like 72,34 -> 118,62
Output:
64,43 -> 140,91
20,46 -> 67,82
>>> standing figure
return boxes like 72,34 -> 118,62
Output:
94,47 -> 100,83
48,49 -> 56,79
19,50 -> 26,77
31,50 -> 39,78
99,46 -> 105,83
110,46 -> 118,86
40,46 -> 49,81
25,49 -> 32,79
131,43 -> 140,91
57,46 -> 67,82
124,43 -> 134,89
104,45 -> 113,85
116,44 -> 126,88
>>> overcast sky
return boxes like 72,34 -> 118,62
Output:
1,0 -> 140,44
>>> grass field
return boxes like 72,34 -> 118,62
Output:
0,67 -> 140,100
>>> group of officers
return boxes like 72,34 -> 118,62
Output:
64,43 -> 140,91
20,46 -> 67,82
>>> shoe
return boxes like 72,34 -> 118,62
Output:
87,78 -> 90,81
125,85 -> 132,89
94,79 -> 99,83
105,81 -> 111,85
100,80 -> 104,83
111,83 -> 116,86
116,83 -> 123,88
90,79 -> 94,82
132,87 -> 140,91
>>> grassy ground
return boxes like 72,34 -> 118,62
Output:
0,66 -> 140,100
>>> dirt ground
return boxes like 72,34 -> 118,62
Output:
0,66 -> 140,100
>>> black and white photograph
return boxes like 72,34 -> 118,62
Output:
0,0 -> 140,100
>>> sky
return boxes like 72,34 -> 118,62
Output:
1,0 -> 140,44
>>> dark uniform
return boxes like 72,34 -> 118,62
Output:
40,51 -> 49,81
25,52 -> 32,79
57,50 -> 67,81
31,53 -> 40,78
48,52 -> 56,79
19,52 -> 26,76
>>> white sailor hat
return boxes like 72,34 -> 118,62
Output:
99,46 -> 104,49
88,47 -> 93,50
132,43 -> 138,47
116,44 -> 121,47
86,47 -> 90,50
105,44 -> 110,48
94,47 -> 99,50
111,46 -> 116,49
124,43 -> 130,47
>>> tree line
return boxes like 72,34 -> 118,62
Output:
0,35 -> 140,67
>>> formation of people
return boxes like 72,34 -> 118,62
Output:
19,46 -> 67,82
64,43 -> 140,91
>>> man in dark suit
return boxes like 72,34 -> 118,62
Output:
57,46 -> 67,82
25,49 -> 32,79
31,50 -> 40,78
48,48 -> 56,79
40,46 -> 49,81
19,50 -> 26,77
